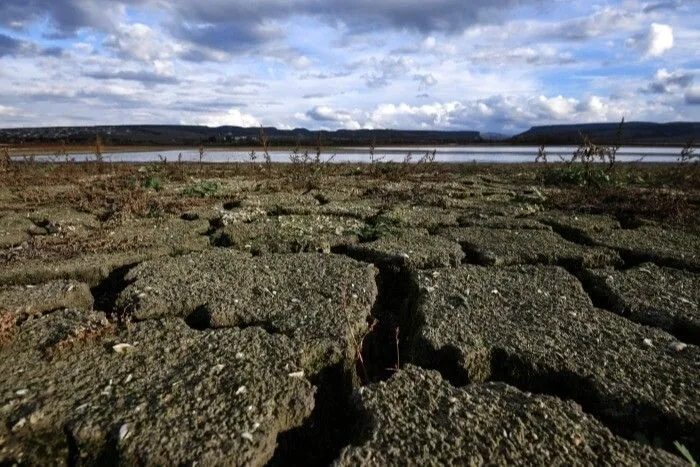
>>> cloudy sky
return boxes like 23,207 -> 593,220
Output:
0,0 -> 698,133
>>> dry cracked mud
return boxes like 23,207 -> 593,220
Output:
1,163 -> 698,465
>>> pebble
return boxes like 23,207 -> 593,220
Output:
113,343 -> 134,354
671,342 -> 687,352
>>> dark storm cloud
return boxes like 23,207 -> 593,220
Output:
643,1 -> 681,13
164,0 -> 536,52
85,70 -> 180,85
2,0 -> 536,56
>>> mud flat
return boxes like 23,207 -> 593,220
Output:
1,162 -> 698,465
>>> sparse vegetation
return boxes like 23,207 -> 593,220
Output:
181,179 -> 220,197
678,139 -> 697,164
542,118 -> 624,187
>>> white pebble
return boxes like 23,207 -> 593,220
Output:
288,371 -> 305,378
235,352 -> 245,359
118,424 -> 130,442
235,386 -> 247,395
671,342 -> 687,352
15,389 -> 28,396
643,338 -> 653,347
12,418 -> 26,432
241,432 -> 254,442
112,343 -> 134,354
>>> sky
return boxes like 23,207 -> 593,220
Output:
0,0 -> 698,134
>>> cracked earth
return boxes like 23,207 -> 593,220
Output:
1,163 -> 698,465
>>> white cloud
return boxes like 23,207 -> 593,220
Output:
686,86 -> 700,105
306,105 -> 362,129
645,23 -> 674,57
0,105 -> 19,116
189,108 -> 261,127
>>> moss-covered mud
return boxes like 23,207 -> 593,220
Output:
1,162 -> 698,465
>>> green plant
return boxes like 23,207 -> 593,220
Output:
674,442 -> 696,466
181,180 -> 220,197
143,176 -> 163,191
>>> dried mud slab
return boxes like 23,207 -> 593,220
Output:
335,366 -> 680,466
214,215 -> 363,254
411,265 -> 700,450
0,217 -> 211,286
338,229 -> 464,269
438,227 -> 621,269
584,227 -> 700,271
537,211 -> 621,241
582,263 -> 699,344
0,310 -> 315,466
374,206 -> 460,231
0,250 -> 166,287
116,251 -> 377,371
0,280 -> 93,320
0,213 -> 33,248
456,215 -> 549,230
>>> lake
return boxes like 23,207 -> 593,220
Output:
22,145 -> 688,164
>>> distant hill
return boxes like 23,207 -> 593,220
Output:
0,125 -> 481,147
1,122 -> 697,147
512,122 -> 699,145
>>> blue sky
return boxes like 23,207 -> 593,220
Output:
0,0 -> 698,133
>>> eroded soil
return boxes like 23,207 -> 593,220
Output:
1,162 -> 698,465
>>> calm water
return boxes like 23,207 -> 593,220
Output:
23,145 -> 687,164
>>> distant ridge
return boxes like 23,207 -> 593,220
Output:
512,122 -> 699,145
0,125 -> 480,146
0,122 -> 697,146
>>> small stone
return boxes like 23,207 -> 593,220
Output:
113,343 -> 134,354
15,389 -> 28,396
211,364 -> 225,374
235,386 -> 247,395
642,338 -> 653,347
241,432 -> 254,442
119,424 -> 130,442
671,342 -> 688,352
288,371 -> 305,378
12,418 -> 26,432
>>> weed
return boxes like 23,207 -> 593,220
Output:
543,118 -> 624,187
94,134 -> 104,163
143,176 -> 163,191
288,134 -> 335,189
0,146 -> 10,172
535,144 -> 548,163
259,127 -> 272,177
678,139 -> 697,164
674,442 -> 696,466
181,180 -> 220,197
